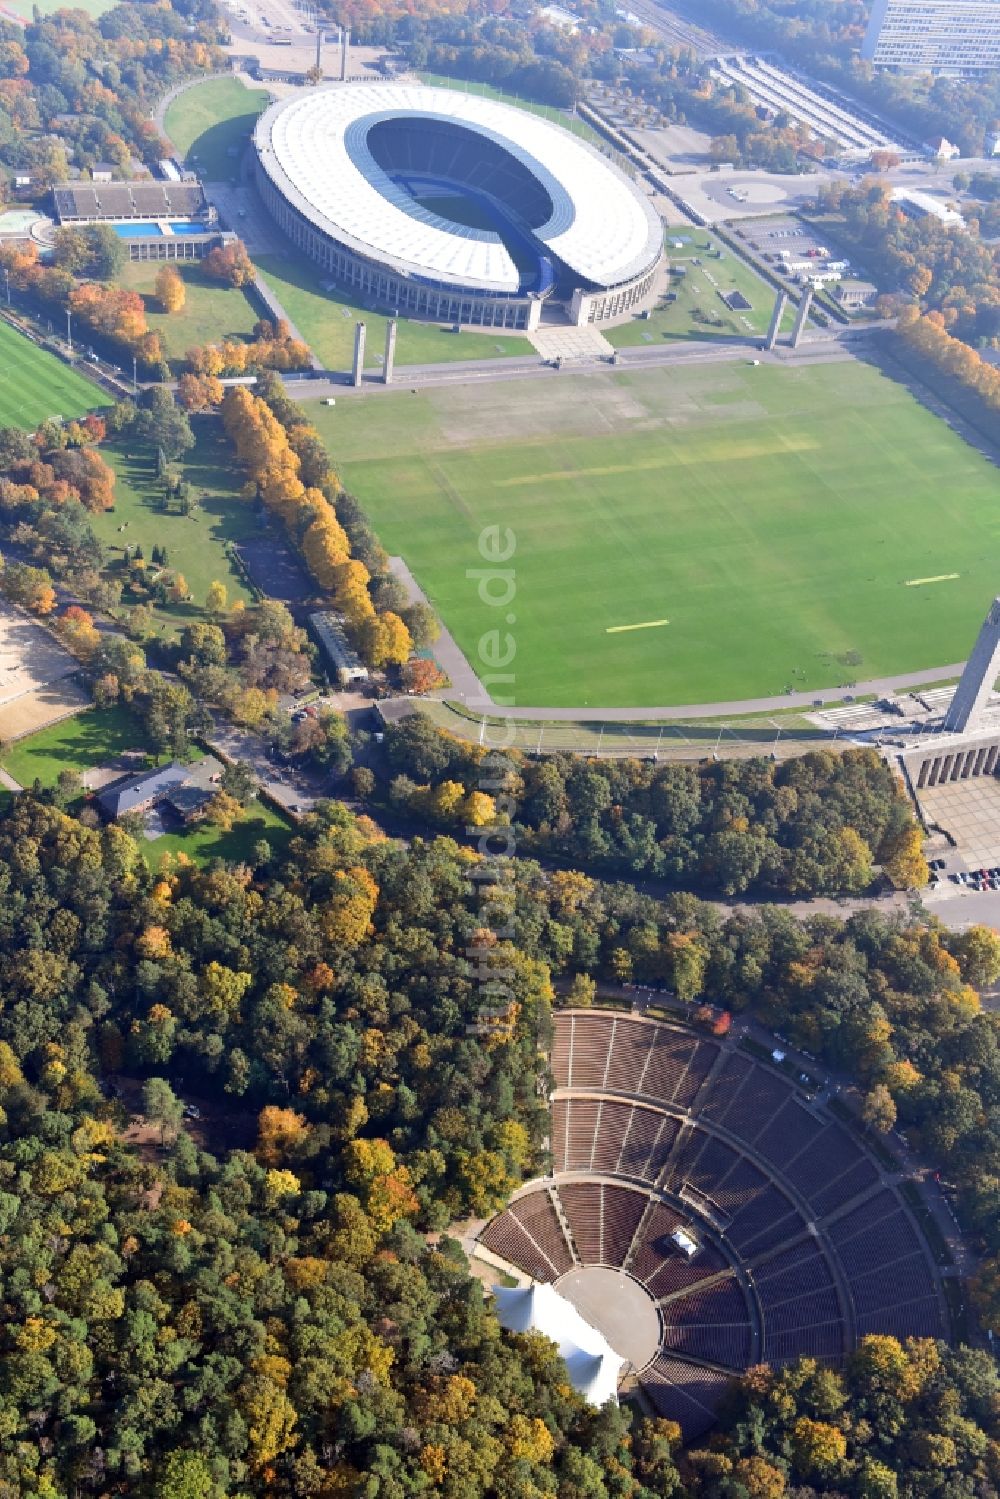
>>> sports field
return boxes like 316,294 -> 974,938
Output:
313,359 -> 1000,708
0,320 -> 105,428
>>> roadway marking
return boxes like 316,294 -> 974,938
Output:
606,619 -> 670,634
904,574 -> 960,587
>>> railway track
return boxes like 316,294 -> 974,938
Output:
623,0 -> 729,56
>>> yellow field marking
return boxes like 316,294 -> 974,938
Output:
606,619 -> 671,634
904,573 -> 960,587
492,437 -> 817,489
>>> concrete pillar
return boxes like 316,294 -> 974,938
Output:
352,320 -> 366,387
945,596 -> 1000,733
790,288 -> 814,349
383,318 -> 396,385
975,745 -> 989,775
928,757 -> 942,786
949,755 -> 961,781
988,744 -> 1000,774
917,760 -> 929,789
764,289 -> 787,352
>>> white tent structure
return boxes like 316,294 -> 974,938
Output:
492,1283 -> 626,1407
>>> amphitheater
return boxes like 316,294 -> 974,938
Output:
252,84 -> 664,330
478,1009 -> 947,1437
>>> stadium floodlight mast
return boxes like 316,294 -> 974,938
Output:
65,309 -> 72,353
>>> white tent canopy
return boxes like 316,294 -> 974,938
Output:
492,1283 -> 626,1406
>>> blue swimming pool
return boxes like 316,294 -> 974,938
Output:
111,220 -> 208,238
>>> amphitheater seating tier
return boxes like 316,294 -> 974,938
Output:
480,1010 -> 947,1429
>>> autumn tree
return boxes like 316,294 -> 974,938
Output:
155,264 -> 186,314
257,1105 -> 311,1167
203,239 -> 254,287
205,579 -> 228,616
861,1083 -> 897,1133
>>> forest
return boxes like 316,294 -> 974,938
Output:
2,779 -> 1000,1491
381,716 -> 926,897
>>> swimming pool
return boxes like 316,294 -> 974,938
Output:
111,220 -> 208,238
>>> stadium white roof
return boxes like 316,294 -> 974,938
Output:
492,1283 -> 625,1406
254,84 -> 662,295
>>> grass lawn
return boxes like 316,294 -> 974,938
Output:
255,253 -> 534,371
609,227 -> 794,348
142,797 -> 293,868
418,73 -> 601,145
0,705 -> 149,789
165,76 -> 267,181
119,262 -> 260,368
90,425 -> 257,638
311,358 -> 1000,708
0,320 -> 106,428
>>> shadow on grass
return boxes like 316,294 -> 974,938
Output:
185,112 -> 262,182
144,806 -> 294,867
4,705 -> 151,785
852,335 -> 1000,474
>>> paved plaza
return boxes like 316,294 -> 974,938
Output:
919,778 -> 1000,869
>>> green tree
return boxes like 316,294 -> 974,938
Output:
141,1076 -> 184,1144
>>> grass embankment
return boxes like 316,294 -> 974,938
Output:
164,75 -> 267,180
254,253 -> 534,372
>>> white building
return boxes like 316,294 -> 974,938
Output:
891,186 -> 966,227
863,0 -> 1000,74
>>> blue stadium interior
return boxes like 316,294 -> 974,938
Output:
366,116 -> 577,296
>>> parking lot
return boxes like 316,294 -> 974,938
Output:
736,214 -> 849,271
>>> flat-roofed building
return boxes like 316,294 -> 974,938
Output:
310,611 -> 369,685
863,0 -> 1000,74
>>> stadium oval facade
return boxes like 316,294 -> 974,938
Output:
252,84 -> 665,330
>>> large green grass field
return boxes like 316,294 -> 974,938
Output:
165,76 -> 268,181
254,253 -> 534,371
0,320 -> 105,428
119,262 -> 260,368
609,228 -> 794,348
90,427 -> 256,639
312,359 -> 1000,708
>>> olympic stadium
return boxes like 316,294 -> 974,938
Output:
252,84 -> 665,330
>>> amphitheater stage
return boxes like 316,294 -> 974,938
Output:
556,1266 -> 662,1371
